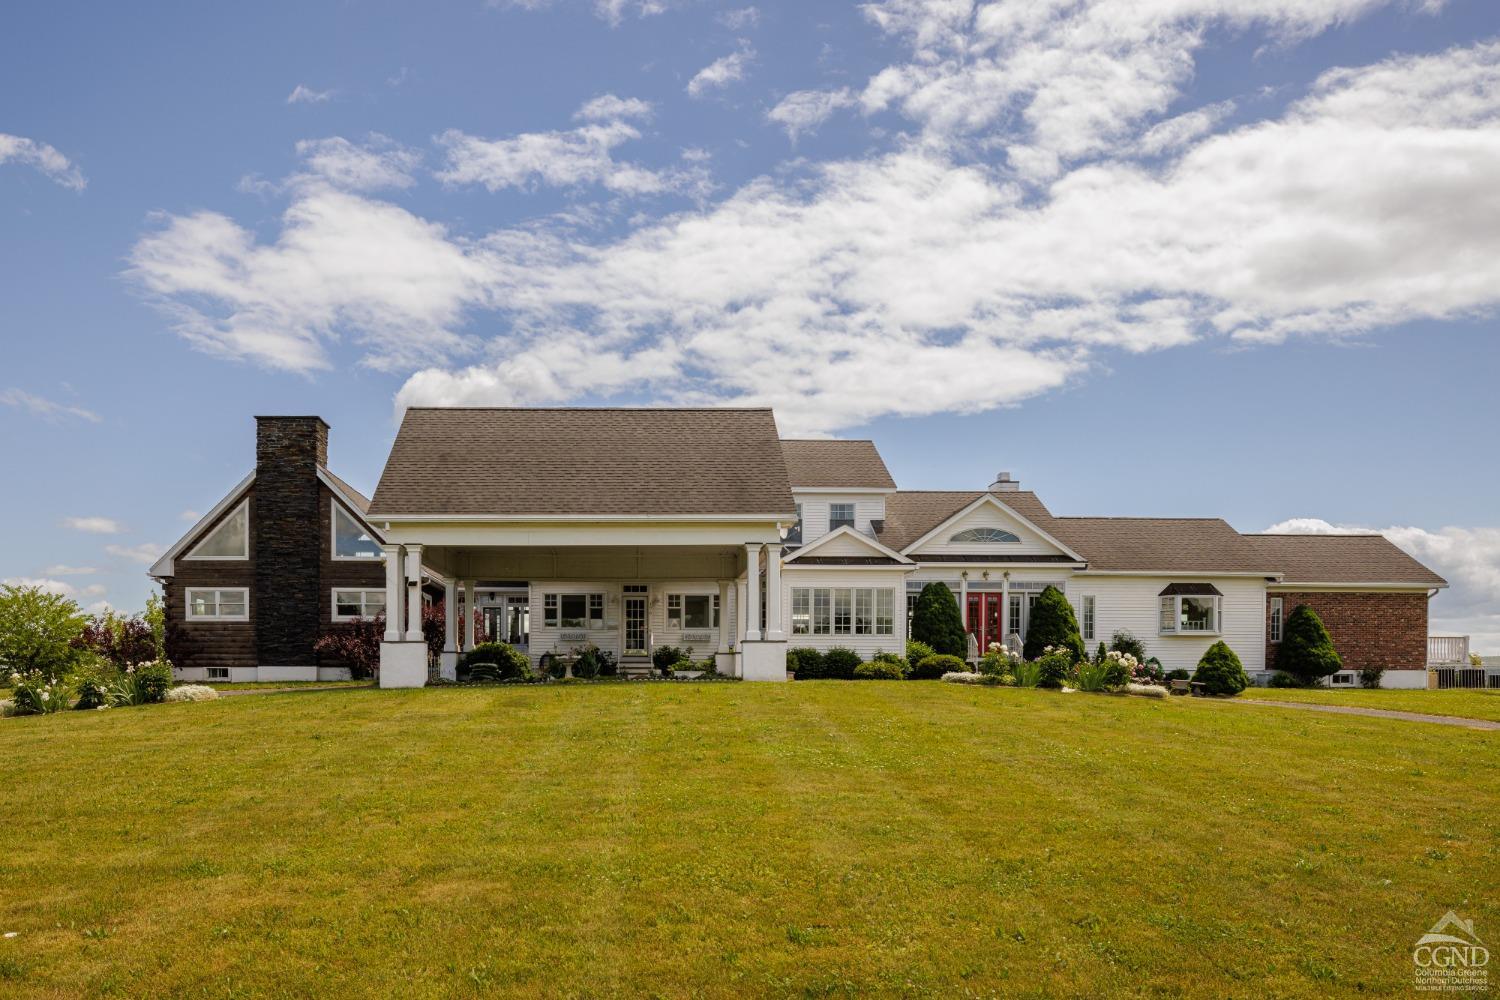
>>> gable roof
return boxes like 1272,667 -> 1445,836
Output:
877,490 -> 1061,552
1243,534 -> 1446,586
780,439 -> 896,490
783,524 -> 912,565
368,408 -> 797,519
321,468 -> 371,512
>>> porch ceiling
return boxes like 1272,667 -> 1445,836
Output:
420,544 -> 750,582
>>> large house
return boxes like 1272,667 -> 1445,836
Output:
151,410 -> 1447,688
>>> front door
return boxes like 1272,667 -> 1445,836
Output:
966,593 -> 1004,652
624,594 -> 648,655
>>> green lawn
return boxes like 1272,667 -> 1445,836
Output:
2,685 -> 1495,998
1241,686 -> 1500,722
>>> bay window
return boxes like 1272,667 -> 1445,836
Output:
1158,584 -> 1222,635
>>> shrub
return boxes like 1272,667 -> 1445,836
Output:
787,647 -> 825,679
940,671 -> 1006,685
1023,586 -> 1084,662
1276,605 -> 1342,683
1165,668 -> 1191,682
1268,670 -> 1299,688
129,661 -> 175,704
912,653 -> 965,680
652,645 -> 685,673
870,651 -> 908,676
1129,656 -> 1165,687
978,648 -> 1019,677
909,584 -> 966,657
1013,659 -> 1042,688
75,611 -> 157,670
460,642 -> 531,680
164,684 -> 219,703
1358,666 -> 1385,689
854,660 -> 904,680
1109,630 -> 1148,663
313,614 -> 384,679
1125,683 -> 1169,699
823,647 -> 862,680
0,584 -> 88,681
1097,650 -> 1135,689
7,670 -> 71,714
1071,658 -> 1112,692
1193,641 -> 1249,696
74,664 -> 130,710
1033,647 -> 1074,689
570,644 -> 615,679
905,640 -> 936,675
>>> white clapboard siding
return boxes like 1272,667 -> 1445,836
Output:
793,493 -> 887,544
650,580 -> 726,657
778,567 -> 908,659
1071,575 -> 1267,673
527,581 -> 622,664
908,500 -> 1068,557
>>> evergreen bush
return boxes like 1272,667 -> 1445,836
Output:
1023,586 -> 1084,662
1276,605 -> 1343,683
910,584 -> 966,657
1193,641 -> 1249,696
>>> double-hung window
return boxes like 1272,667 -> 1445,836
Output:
829,503 -> 855,531
1268,597 -> 1283,643
186,587 -> 248,622
791,587 -> 895,636
1158,585 -> 1222,635
667,593 -> 719,629
332,589 -> 385,622
544,593 -> 605,628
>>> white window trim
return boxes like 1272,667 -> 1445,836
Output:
665,592 -> 720,630
1269,597 -> 1283,643
949,527 -> 1022,544
331,588 -> 386,623
1159,595 -> 1222,636
330,500 -> 383,562
828,503 -> 856,530
543,592 -> 606,629
791,586 -> 895,636
1081,595 -> 1096,642
185,587 -> 249,622
184,500 -> 249,562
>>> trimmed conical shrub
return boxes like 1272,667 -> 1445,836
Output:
1022,585 -> 1084,662
1276,604 -> 1343,683
910,583 -> 967,657
1193,640 -> 1249,696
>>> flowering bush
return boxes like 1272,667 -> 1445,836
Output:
164,684 -> 219,703
1033,646 -> 1074,689
1125,682 -> 1169,699
1130,656 -> 1165,686
127,661 -> 175,704
74,611 -> 156,670
313,615 -> 384,679
74,666 -> 131,710
940,671 -> 1007,685
8,670 -> 71,715
979,646 -> 1020,677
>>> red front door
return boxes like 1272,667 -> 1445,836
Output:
966,593 -> 1003,654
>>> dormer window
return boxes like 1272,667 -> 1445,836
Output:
829,503 -> 855,531
949,527 -> 1020,544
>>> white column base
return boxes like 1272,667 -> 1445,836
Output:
380,641 -> 429,688
739,639 -> 788,682
439,650 -> 459,682
715,651 -> 739,678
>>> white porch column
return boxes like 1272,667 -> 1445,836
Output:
717,580 -> 732,653
440,579 -> 459,681
959,572 -> 969,630
404,544 -> 425,642
1000,571 -> 1011,647
744,543 -> 762,641
461,580 -> 475,650
382,544 -> 404,642
764,543 -> 784,641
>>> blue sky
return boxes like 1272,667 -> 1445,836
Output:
2,0 -> 1498,648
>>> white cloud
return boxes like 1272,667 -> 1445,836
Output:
105,543 -> 164,566
3,577 -> 83,599
86,600 -> 114,615
718,6 -> 759,30
0,133 -> 86,190
179,509 -> 201,522
687,44 -> 754,98
62,516 -> 122,535
436,96 -> 698,197
767,88 -> 857,140
1264,518 -> 1500,655
286,84 -> 334,105
1138,101 -> 1237,156
0,388 -> 100,423
294,135 -> 421,191
42,565 -> 97,576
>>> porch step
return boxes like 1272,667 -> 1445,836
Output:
619,655 -> 654,678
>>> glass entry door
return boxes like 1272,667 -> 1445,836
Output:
623,594 -> 648,655
483,596 -> 529,650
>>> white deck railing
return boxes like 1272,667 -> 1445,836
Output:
1427,635 -> 1470,665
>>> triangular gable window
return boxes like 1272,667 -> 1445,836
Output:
333,503 -> 381,560
187,501 -> 249,560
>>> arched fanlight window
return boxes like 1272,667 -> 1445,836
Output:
949,527 -> 1020,544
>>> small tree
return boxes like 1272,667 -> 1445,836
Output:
1193,640 -> 1249,696
0,584 -> 88,680
313,614 -> 384,679
1276,605 -> 1342,683
910,583 -> 966,657
1023,585 -> 1084,662
75,611 -> 156,669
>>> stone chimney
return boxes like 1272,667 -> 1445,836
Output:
989,471 -> 1019,492
254,417 -> 329,667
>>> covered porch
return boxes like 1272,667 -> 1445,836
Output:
376,529 -> 792,686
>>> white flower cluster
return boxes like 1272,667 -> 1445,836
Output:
1104,650 -> 1139,668
1125,683 -> 1169,699
164,684 -> 218,703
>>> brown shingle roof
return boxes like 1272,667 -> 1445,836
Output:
321,467 -> 371,512
368,408 -> 796,518
1046,517 -> 1274,574
1243,534 -> 1446,586
780,439 -> 896,489
877,491 -> 1062,551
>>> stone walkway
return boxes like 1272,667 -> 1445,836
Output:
1232,698 -> 1500,731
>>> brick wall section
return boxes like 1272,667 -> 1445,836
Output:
1267,591 -> 1429,672
254,417 -> 327,666
164,489 -> 257,671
